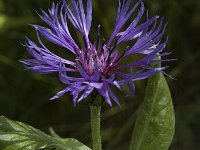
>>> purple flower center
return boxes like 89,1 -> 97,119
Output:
77,28 -> 120,76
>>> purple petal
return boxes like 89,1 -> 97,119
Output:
118,16 -> 157,43
104,81 -> 120,105
86,0 -> 92,33
84,82 -> 103,89
63,0 -> 91,42
78,85 -> 94,102
108,0 -> 141,45
98,89 -> 112,106
76,61 -> 91,80
50,87 -> 69,100
133,66 -> 168,81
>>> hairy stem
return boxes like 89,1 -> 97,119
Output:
90,105 -> 102,150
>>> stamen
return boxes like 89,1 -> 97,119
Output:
83,36 -> 89,59
73,46 -> 79,56
106,38 -> 119,68
114,48 -> 129,64
96,25 -> 101,51
101,38 -> 106,53
110,38 -> 118,53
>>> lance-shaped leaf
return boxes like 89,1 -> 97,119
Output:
0,116 -> 91,150
129,61 -> 175,150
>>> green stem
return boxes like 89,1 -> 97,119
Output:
90,105 -> 102,150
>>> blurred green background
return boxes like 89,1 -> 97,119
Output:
0,0 -> 200,149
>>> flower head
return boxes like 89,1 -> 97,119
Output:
21,0 -> 173,106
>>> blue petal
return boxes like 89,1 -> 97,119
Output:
50,87 -> 69,100
108,0 -> 141,45
78,85 -> 94,102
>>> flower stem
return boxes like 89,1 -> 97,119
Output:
90,105 -> 102,150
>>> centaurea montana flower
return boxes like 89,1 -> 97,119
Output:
21,0 -> 173,106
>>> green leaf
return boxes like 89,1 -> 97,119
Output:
129,63 -> 175,150
0,116 -> 91,150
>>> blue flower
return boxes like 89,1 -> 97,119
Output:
21,0 -> 173,106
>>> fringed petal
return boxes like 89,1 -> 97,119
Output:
108,0 -> 141,45
35,3 -> 79,53
21,35 -> 76,74
78,85 -> 94,102
50,87 -> 69,100
63,0 -> 92,43
98,88 -> 112,106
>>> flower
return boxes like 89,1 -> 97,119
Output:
21,0 -> 173,106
